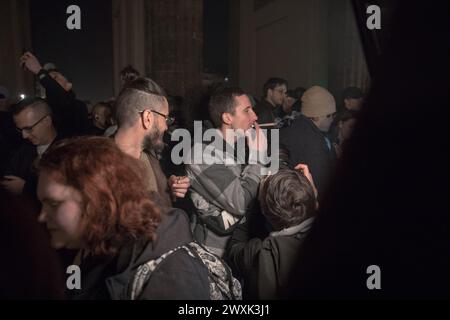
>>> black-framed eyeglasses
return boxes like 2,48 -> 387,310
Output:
139,109 -> 175,126
16,115 -> 48,134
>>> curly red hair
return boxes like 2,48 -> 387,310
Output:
38,136 -> 161,256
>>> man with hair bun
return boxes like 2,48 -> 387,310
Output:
113,77 -> 190,208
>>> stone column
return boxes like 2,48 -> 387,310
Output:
0,0 -> 33,100
146,0 -> 203,97
112,0 -> 146,96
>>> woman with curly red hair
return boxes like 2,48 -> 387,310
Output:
36,136 -> 210,299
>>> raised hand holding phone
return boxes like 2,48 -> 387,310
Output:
20,51 -> 42,75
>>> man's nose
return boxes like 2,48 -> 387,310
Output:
38,209 -> 47,223
22,130 -> 30,139
251,110 -> 258,123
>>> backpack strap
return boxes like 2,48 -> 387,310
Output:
129,246 -> 184,300
184,242 -> 239,300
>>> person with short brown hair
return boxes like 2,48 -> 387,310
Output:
227,166 -> 317,299
254,77 -> 288,125
186,87 -> 266,257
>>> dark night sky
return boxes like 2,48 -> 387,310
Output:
29,0 -> 229,102
203,0 -> 229,76
30,0 -> 114,103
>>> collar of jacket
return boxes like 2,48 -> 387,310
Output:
299,114 -> 328,137
269,217 -> 315,237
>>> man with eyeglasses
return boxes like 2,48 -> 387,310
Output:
280,86 -> 338,200
1,98 -> 57,196
113,77 -> 188,208
254,77 -> 288,126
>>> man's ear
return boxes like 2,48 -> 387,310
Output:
141,110 -> 153,129
310,116 -> 319,123
44,115 -> 53,127
222,112 -> 233,126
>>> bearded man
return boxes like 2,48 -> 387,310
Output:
113,77 -> 189,207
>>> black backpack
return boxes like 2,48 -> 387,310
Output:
129,241 -> 242,300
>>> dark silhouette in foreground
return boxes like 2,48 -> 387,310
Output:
284,2 -> 450,298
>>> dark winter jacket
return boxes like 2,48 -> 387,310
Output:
280,115 -> 337,199
4,135 -> 62,198
227,217 -> 314,299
